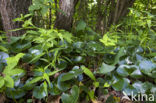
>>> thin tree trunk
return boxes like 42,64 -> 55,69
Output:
0,14 -> 3,31
96,0 -> 104,34
54,0 -> 79,31
111,0 -> 136,25
0,0 -> 31,37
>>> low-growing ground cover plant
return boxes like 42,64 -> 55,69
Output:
0,0 -> 156,103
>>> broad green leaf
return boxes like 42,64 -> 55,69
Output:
81,66 -> 96,81
4,53 -> 24,71
130,69 -> 142,78
116,65 -> 129,77
4,76 -> 14,88
49,83 -> 61,96
10,37 -> 21,44
15,42 -> 31,52
57,73 -> 71,91
76,20 -> 86,31
98,63 -> 115,74
132,81 -> 146,93
7,68 -> 25,76
60,73 -> 75,82
57,60 -> 67,70
112,78 -> 129,91
6,88 -> 26,99
139,60 -> 156,74
113,47 -> 125,65
60,69 -> 83,82
61,85 -> 79,103
0,77 -> 4,88
33,85 -> 46,99
123,85 -> 137,96
116,65 -> 138,77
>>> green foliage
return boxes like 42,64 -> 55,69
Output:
98,62 -> 115,74
0,53 -> 25,89
81,66 -> 96,81
61,85 -> 79,103
0,0 -> 156,102
100,33 -> 118,47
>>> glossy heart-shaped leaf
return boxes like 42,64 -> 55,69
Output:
139,60 -> 156,74
99,63 -> 115,74
33,84 -> 47,99
6,88 -> 26,99
61,85 -> 79,103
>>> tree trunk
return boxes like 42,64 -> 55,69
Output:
54,0 -> 79,31
96,0 -> 104,34
95,0 -> 135,34
0,14 -> 3,32
0,0 -> 31,37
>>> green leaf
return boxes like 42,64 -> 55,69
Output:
10,37 -> 21,44
130,69 -> 142,78
43,73 -> 50,86
33,85 -> 47,99
139,60 -> 156,74
4,76 -> 14,88
0,77 -> 5,88
98,63 -> 115,74
132,81 -> 146,93
81,66 -> 96,81
61,85 -> 79,103
57,73 -> 71,91
60,73 -> 75,82
6,88 -> 26,99
27,77 -> 42,85
15,42 -> 31,52
0,46 -> 8,52
49,83 -> 61,96
113,47 -> 125,65
4,53 -> 24,71
7,68 -> 25,76
116,65 -> 129,77
112,78 -> 129,91
123,85 -> 137,96
76,20 -> 86,31
60,69 -> 83,82
43,81 -> 48,95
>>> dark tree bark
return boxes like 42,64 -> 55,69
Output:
96,0 -> 104,34
54,0 -> 79,31
0,15 -> 3,31
96,0 -> 135,34
0,0 -> 31,37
